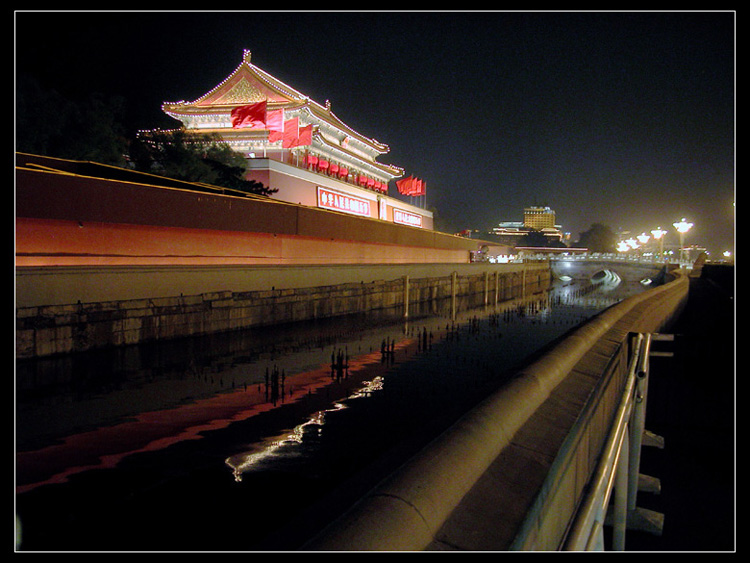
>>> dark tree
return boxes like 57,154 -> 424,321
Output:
524,229 -> 549,247
130,129 -> 277,197
16,75 -> 128,166
576,223 -> 617,253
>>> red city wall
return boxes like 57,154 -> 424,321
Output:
15,161 -> 478,267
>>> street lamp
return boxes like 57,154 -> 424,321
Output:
672,218 -> 694,264
651,227 -> 667,261
633,233 -> 649,260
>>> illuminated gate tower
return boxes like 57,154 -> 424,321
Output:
161,50 -> 431,229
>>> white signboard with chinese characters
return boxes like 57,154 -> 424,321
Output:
317,187 -> 372,218
393,208 -> 423,228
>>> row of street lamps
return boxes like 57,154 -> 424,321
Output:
616,218 -> 694,262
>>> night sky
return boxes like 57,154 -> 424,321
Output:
15,11 -> 735,256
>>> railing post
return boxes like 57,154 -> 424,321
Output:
626,333 -> 666,538
403,275 -> 410,319
613,425 -> 630,551
484,271 -> 490,307
451,271 -> 457,320
628,333 -> 651,510
494,271 -> 500,306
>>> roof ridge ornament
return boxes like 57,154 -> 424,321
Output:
243,49 -> 252,63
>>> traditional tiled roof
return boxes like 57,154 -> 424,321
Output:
162,50 -> 396,161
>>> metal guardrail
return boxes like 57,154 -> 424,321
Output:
506,331 -> 666,551
561,332 -> 666,551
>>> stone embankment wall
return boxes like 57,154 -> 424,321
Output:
16,263 -> 550,360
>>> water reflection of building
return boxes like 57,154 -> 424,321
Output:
159,50 -> 431,229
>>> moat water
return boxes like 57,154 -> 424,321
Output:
16,278 -> 654,551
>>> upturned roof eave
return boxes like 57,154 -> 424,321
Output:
161,50 -> 391,155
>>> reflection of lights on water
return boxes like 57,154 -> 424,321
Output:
226,404 -> 344,482
226,376 -> 385,481
348,375 -> 384,399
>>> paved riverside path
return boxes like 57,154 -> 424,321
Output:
624,265 -> 734,551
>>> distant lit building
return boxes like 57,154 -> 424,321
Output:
489,221 -> 526,246
158,50 -> 432,229
488,206 -> 565,247
523,206 -> 556,230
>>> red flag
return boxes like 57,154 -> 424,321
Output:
396,175 -> 413,195
283,122 -> 312,148
231,101 -> 266,129
297,124 -> 313,146
266,109 -> 284,141
396,176 -> 426,196
282,117 -> 299,148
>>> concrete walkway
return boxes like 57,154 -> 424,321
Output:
625,265 -> 734,551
